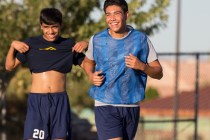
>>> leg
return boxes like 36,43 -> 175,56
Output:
108,137 -> 123,140
50,92 -> 71,140
95,106 -> 124,140
24,93 -> 50,140
123,107 -> 140,140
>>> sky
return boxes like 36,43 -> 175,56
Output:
149,0 -> 210,53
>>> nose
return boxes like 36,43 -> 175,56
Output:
110,14 -> 116,21
49,27 -> 54,33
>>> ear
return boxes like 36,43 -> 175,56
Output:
125,11 -> 129,20
40,23 -> 43,29
59,23 -> 62,28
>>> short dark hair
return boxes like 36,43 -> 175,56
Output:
103,0 -> 128,13
40,8 -> 62,25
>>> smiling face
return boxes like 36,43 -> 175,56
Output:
105,5 -> 128,38
41,23 -> 60,42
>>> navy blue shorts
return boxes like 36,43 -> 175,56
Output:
24,92 -> 71,140
95,106 -> 140,140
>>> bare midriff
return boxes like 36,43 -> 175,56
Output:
31,71 -> 66,93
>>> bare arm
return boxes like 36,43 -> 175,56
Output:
125,53 -> 163,80
83,57 -> 104,86
73,41 -> 89,68
72,40 -> 89,53
5,40 -> 29,71
144,60 -> 163,79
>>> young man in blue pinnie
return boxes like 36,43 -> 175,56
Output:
83,0 -> 163,139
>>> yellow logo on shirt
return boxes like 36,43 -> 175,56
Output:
39,47 -> 56,51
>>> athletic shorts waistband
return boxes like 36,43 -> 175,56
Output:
29,91 -> 67,95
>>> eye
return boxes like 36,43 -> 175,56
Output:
106,13 -> 110,17
42,26 -> 48,28
114,11 -> 122,15
52,26 -> 59,29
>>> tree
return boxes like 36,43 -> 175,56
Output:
0,0 -> 100,60
77,0 -> 170,40
0,0 -> 170,110
0,0 -> 100,110
145,87 -> 160,100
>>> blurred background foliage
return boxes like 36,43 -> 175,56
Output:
145,86 -> 160,100
0,0 -> 169,120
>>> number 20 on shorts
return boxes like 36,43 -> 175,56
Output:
33,129 -> 45,139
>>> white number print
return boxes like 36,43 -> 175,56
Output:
33,129 -> 45,139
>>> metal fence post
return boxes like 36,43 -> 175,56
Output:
194,53 -> 199,140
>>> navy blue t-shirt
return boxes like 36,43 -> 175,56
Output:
16,35 -> 85,73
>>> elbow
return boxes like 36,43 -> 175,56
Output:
5,65 -> 14,72
80,61 -> 84,69
157,73 -> 163,80
5,67 -> 13,72
156,69 -> 163,80
152,68 -> 163,80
